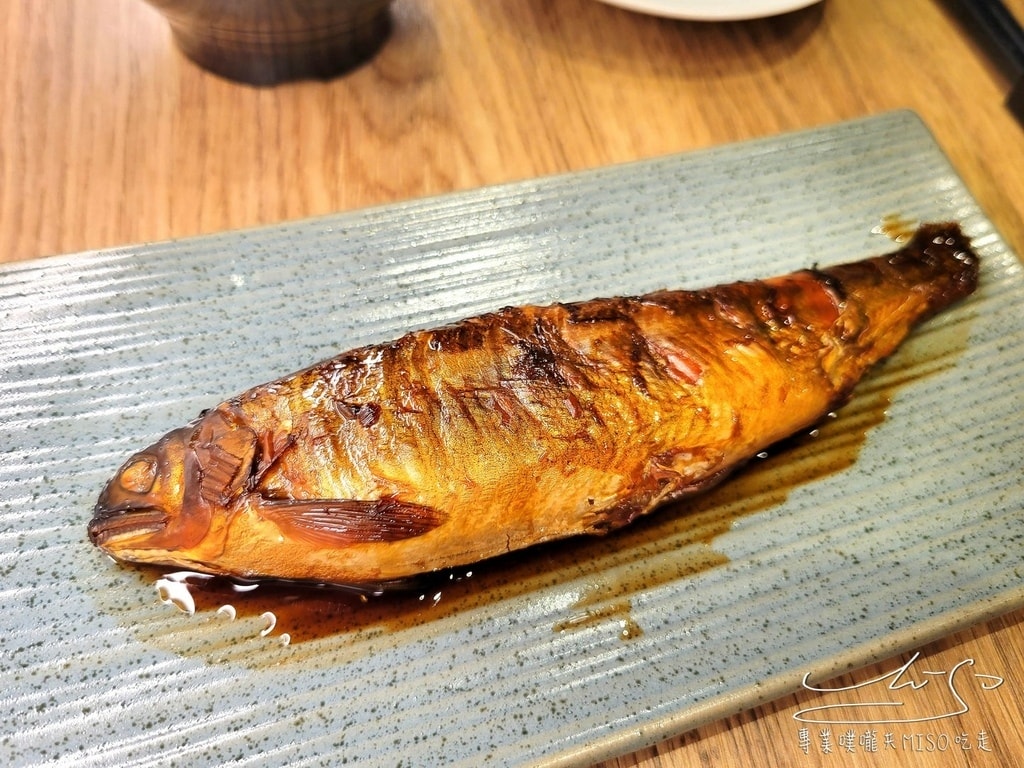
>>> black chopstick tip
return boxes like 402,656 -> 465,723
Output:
1007,76 -> 1024,126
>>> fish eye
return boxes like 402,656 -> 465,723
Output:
118,456 -> 158,494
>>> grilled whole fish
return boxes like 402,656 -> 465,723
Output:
89,224 -> 979,586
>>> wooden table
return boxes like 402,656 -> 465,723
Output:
3,0 -> 1023,765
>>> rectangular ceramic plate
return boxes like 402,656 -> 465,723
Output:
2,111 -> 1023,767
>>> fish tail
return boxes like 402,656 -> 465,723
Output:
822,223 -> 979,322
814,223 -> 980,398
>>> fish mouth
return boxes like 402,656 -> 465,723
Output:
88,503 -> 169,548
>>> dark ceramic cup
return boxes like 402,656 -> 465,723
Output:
142,0 -> 393,85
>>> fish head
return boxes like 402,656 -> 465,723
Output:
89,407 -> 258,569
89,425 -> 194,559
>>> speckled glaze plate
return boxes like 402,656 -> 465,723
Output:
2,112 -> 1023,767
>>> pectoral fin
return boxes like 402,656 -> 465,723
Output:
255,496 -> 446,547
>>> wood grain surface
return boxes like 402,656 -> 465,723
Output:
3,1 -> 1024,766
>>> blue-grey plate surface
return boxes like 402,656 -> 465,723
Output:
2,111 -> 1022,767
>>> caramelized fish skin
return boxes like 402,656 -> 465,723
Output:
89,224 -> 979,585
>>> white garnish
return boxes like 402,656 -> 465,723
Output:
155,578 -> 195,616
259,611 -> 277,637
